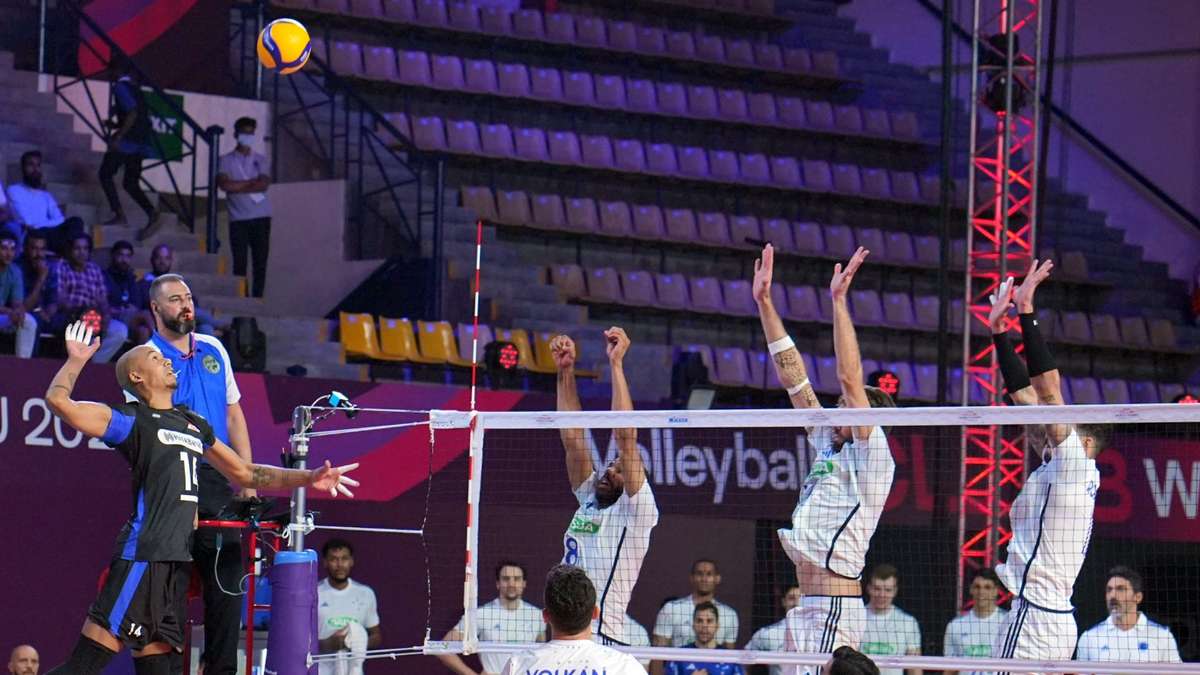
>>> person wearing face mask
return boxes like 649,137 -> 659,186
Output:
217,117 -> 272,298
5,151 -> 85,255
99,54 -> 160,236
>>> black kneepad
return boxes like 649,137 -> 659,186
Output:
45,636 -> 116,675
134,652 -> 174,675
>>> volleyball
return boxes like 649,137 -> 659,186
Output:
257,18 -> 311,75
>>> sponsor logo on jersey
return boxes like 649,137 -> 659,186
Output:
963,645 -> 991,657
568,516 -> 601,534
203,354 -> 221,374
860,641 -> 898,655
158,428 -> 204,453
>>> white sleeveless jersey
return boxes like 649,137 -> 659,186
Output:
997,429 -> 1100,611
778,426 -> 894,579
562,474 -> 659,643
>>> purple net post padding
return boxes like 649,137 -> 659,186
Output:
266,549 -> 318,675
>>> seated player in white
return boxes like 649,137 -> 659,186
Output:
551,327 -> 659,645
987,263 -> 1107,668
439,561 -> 545,675
746,584 -> 802,675
317,539 -> 382,675
942,568 -> 1008,675
1075,566 -> 1181,670
751,244 -> 897,675
653,559 -> 740,648
501,565 -> 646,675
858,565 -> 921,675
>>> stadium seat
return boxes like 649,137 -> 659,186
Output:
687,85 -> 719,118
530,67 -> 563,101
883,231 -> 916,264
646,143 -> 679,174
882,292 -> 916,329
769,284 -> 788,316
330,41 -> 364,76
414,0 -> 447,25
713,347 -> 751,387
696,35 -> 725,62
863,109 -> 891,137
549,264 -> 586,298
548,130 -> 583,165
530,193 -> 565,229
417,320 -> 472,366
834,105 -> 863,133
495,328 -> 551,373
890,172 -> 920,202
1035,309 -> 1061,339
805,101 -> 835,129
783,48 -> 812,72
1148,319 -> 1178,349
823,225 -> 855,258
855,228 -> 885,255
382,0 -> 416,22
463,58 -> 497,93
562,71 -> 594,105
514,127 -> 549,161
697,212 -> 731,246
914,295 -> 940,330
479,5 -> 511,34
884,361 -> 918,400
689,277 -> 724,313
575,16 -> 607,47
785,286 -> 820,322
913,363 -> 938,401
710,150 -> 739,181
729,215 -> 761,248
349,0 -> 383,18
913,236 -> 940,266
512,9 -> 543,38
815,356 -> 840,394
793,222 -> 825,255
497,63 -> 531,98
460,186 -> 497,221
665,208 -> 699,243
861,169 -> 891,199
480,123 -> 515,157
411,116 -> 447,150
747,351 -> 782,390
1060,311 -> 1092,343
754,43 -> 783,69
655,82 -> 688,115
580,134 -> 614,168
803,160 -> 834,192
666,31 -> 697,59
362,45 -> 398,81
586,268 -> 622,303
891,111 -> 920,139
620,270 -> 656,307
761,218 -> 794,252
722,280 -> 756,316
430,54 -> 464,90
678,146 -> 710,178
598,201 -> 633,237
544,12 -> 575,43
1069,377 -> 1102,404
495,189 -> 531,224
851,290 -> 884,326
655,273 -> 689,309
445,119 -> 481,153
447,1 -> 479,30
1159,383 -> 1185,402
456,323 -> 494,363
777,97 -> 806,127
832,164 -> 862,194
626,78 -> 656,112
1119,316 -> 1150,347
748,93 -> 778,124
614,139 -> 647,172
1129,380 -> 1160,404
769,157 -> 802,187
1090,314 -> 1121,345
718,89 -> 749,121
1100,378 -> 1131,404
813,51 -> 841,77
564,197 -> 598,232
379,317 -> 441,363
595,74 -> 627,109
632,204 -> 666,239
340,312 -> 387,361
532,331 -> 561,372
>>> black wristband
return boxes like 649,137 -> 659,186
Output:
1019,312 -> 1057,377
992,331 -> 1031,393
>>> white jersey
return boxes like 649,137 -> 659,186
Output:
859,606 -> 921,675
778,426 -> 894,579
997,430 -> 1099,610
1076,613 -> 1181,668
653,597 -> 740,646
317,578 -> 380,675
943,607 -> 1008,673
500,638 -> 647,675
622,614 -> 652,669
563,474 -> 658,644
454,599 -> 545,674
747,619 -> 787,675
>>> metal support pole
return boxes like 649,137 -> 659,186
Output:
37,0 -> 47,73
206,125 -> 224,255
290,406 -> 311,552
255,0 -> 265,100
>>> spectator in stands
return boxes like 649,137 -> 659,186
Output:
7,644 -> 38,675
0,231 -> 36,357
138,243 -> 220,335
439,561 -> 544,675
217,116 -> 272,298
5,150 -> 84,255
746,584 -> 802,675
942,568 -> 1007,674
827,646 -> 879,675
15,230 -> 55,328
99,54 -> 160,237
654,559 -> 740,648
318,539 -> 382,675
662,602 -> 743,675
48,232 -> 127,362
103,240 -> 153,343
1076,566 -> 1181,666
858,564 -> 920,675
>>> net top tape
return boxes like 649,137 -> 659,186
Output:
429,403 -> 1200,430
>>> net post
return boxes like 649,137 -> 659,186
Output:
461,413 -> 485,655
289,406 -> 311,552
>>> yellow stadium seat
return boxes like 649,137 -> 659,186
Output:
532,331 -> 559,372
496,327 -> 557,374
339,312 -> 404,362
417,320 -> 473,367
378,317 -> 442,364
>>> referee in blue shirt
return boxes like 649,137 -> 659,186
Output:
131,273 -> 253,675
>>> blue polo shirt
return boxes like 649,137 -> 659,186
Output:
126,331 -> 241,446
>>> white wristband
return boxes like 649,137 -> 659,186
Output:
767,336 -> 795,355
786,379 -> 810,396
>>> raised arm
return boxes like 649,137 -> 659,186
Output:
752,244 -> 820,410
44,322 -> 113,438
829,247 -> 873,441
203,439 -> 359,496
551,334 -> 594,490
1013,259 -> 1070,445
988,277 -> 1037,406
606,326 -> 645,496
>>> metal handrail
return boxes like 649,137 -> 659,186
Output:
42,0 -> 223,252
911,0 -> 1200,232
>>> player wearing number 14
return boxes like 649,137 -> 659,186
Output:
40,321 -> 360,675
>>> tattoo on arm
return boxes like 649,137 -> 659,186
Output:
49,384 -> 71,395
772,350 -> 809,386
251,465 -> 274,488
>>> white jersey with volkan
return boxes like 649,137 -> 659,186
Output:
778,426 -> 894,579
562,473 -> 659,644
996,429 -> 1100,611
500,639 -> 646,675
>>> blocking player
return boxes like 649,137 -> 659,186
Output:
987,262 -> 1108,669
551,326 -> 659,645
42,322 -> 359,675
751,244 -> 897,675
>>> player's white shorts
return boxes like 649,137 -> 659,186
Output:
782,595 -> 866,675
992,598 -> 1077,674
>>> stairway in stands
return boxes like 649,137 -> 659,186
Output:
0,51 -> 363,379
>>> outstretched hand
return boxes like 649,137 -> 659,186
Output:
550,334 -> 577,370
752,244 -> 775,305
310,460 -> 361,497
604,326 -> 630,364
988,276 -> 1016,334
64,320 -> 101,363
830,246 -> 869,301
1014,258 -> 1053,313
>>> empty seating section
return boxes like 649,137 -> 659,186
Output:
305,0 -> 1194,401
